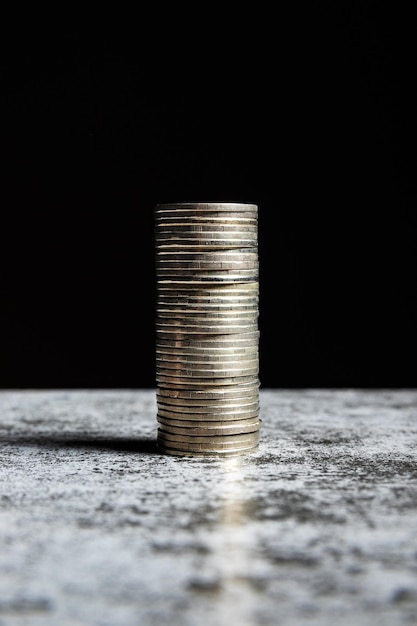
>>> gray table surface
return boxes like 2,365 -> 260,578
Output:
1,388 -> 417,626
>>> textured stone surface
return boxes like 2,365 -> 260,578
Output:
1,388 -> 417,625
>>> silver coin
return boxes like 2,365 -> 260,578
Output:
156,319 -> 257,328
156,403 -> 260,416
155,227 -> 258,236
155,317 -> 258,325
156,353 -> 258,365
156,241 -> 257,250
156,301 -> 258,310
156,309 -> 258,318
156,305 -> 258,315
156,424 -> 260,437
155,201 -> 258,211
157,285 -> 259,294
156,246 -> 257,254
156,305 -> 259,315
158,280 -> 258,288
157,427 -> 260,443
156,323 -> 259,331
156,319 -> 259,329
155,340 -> 259,351
157,378 -> 260,391
156,314 -> 258,325
155,216 -> 258,226
156,252 -> 258,260
156,270 -> 259,278
157,429 -> 260,445
155,334 -> 260,346
156,384 -> 260,400
155,356 -> 259,368
156,301 -> 259,310
156,290 -> 259,298
155,332 -> 260,348
156,406 -> 259,420
155,211 -> 257,221
155,215 -> 258,226
155,330 -> 257,340
156,374 -> 259,386
156,373 -> 259,385
156,391 -> 259,405
156,324 -> 258,333
155,442 -> 259,457
155,208 -> 257,217
156,395 -> 259,409
156,258 -> 258,268
156,293 -> 258,302
155,217 -> 258,224
156,404 -> 259,418
156,363 -> 258,376
157,413 -> 261,427
156,435 -> 259,451
155,369 -> 259,380
154,341 -> 259,352
156,249 -> 258,259
157,280 -> 258,288
156,235 -> 257,244
156,263 -> 258,271
156,236 -> 257,245
156,349 -> 258,361
156,398 -> 259,412
156,244 -> 257,252
157,398 -> 260,419
156,317 -> 257,328
157,292 -> 259,301
157,416 -> 261,435
155,335 -> 258,345
155,350 -> 259,362
156,265 -> 258,275
156,270 -> 258,280
157,244 -> 256,252
156,224 -> 258,232
156,351 -> 259,363
156,249 -> 258,257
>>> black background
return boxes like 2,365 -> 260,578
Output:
1,5 -> 416,389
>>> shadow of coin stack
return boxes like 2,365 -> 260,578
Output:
155,202 -> 261,457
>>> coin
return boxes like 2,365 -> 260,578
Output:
155,201 -> 258,211
156,393 -> 259,413
155,354 -> 258,366
156,230 -> 258,238
156,249 -> 258,259
156,330 -> 260,343
156,268 -> 259,278
156,313 -> 258,323
156,416 -> 261,435
156,366 -> 259,380
157,280 -> 259,289
155,442 -> 259,457
156,393 -> 259,407
156,409 -> 259,422
157,429 -> 260,446
155,348 -> 259,360
157,429 -> 259,446
156,383 -> 260,400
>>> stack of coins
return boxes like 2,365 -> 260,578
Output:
155,202 -> 261,457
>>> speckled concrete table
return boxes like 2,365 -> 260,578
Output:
1,389 -> 417,626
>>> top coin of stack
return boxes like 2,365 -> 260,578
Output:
155,202 -> 261,457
